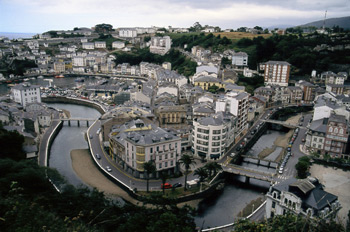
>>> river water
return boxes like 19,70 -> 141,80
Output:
0,77 -> 288,229
46,103 -> 101,187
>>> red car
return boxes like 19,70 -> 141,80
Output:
161,183 -> 172,189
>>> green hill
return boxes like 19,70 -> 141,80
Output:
299,16 -> 350,29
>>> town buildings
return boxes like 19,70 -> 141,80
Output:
108,119 -> 182,178
149,36 -> 171,55
192,112 -> 236,160
216,91 -> 249,140
264,61 -> 291,87
266,177 -> 340,220
11,83 -> 41,107
231,52 -> 248,67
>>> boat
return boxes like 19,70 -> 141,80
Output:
55,74 -> 64,78
75,77 -> 85,82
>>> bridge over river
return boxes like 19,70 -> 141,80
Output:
222,163 -> 275,183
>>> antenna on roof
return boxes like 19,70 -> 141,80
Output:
323,10 -> 327,31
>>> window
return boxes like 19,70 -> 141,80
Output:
339,128 -> 344,134
171,160 -> 173,166
159,163 -> 162,169
165,154 -> 168,159
329,127 -> 333,133
272,201 -> 276,208
334,128 -> 338,134
159,155 -> 162,161
165,162 -> 168,167
150,147 -> 153,153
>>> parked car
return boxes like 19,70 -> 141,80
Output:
161,183 -> 172,189
95,153 -> 101,159
173,183 -> 182,188
236,147 -> 241,151
106,166 -> 112,172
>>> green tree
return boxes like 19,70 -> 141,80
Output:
194,167 -> 208,183
178,154 -> 196,190
143,160 -> 156,192
0,128 -> 25,161
204,162 -> 222,178
94,23 -> 113,34
295,156 -> 310,179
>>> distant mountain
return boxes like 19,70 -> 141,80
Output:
0,32 -> 37,39
298,16 -> 350,29
267,25 -> 295,30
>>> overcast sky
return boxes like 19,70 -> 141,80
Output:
1,0 -> 350,33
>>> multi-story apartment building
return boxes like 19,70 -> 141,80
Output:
192,112 -> 235,160
295,80 -> 317,103
72,56 -> 86,67
264,61 -> 290,87
53,61 -> 65,73
321,71 -> 347,85
305,118 -> 327,154
11,83 -> 41,107
149,36 -> 171,55
266,178 -> 340,220
119,28 -> 137,38
109,119 -> 182,178
216,91 -> 249,140
324,114 -> 349,158
112,41 -> 125,49
155,105 -> 187,129
232,52 -> 248,67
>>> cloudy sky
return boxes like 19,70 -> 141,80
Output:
1,0 -> 350,33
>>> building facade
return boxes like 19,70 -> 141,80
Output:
108,120 -> 182,178
266,178 -> 340,220
264,61 -> 291,87
11,83 -> 41,107
192,112 -> 235,160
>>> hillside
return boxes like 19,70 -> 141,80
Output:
299,16 -> 350,29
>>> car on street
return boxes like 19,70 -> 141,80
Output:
236,146 -> 241,151
161,183 -> 172,189
95,153 -> 101,159
106,166 -> 112,172
173,183 -> 182,188
278,169 -> 283,174
89,134 -> 93,139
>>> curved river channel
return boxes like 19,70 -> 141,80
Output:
46,103 -> 284,229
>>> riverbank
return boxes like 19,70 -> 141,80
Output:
309,164 -> 350,226
258,130 -> 293,161
70,149 -> 203,209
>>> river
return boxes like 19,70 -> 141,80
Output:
46,103 -> 101,186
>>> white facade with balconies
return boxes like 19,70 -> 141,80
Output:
192,112 -> 235,161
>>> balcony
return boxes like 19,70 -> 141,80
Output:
136,152 -> 145,162
136,161 -> 145,172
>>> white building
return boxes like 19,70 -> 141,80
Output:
119,28 -> 137,38
72,56 -> 86,67
266,178 -> 340,220
82,42 -> 95,50
112,41 -> 125,49
215,91 -> 249,140
94,41 -> 106,49
232,52 -> 248,67
149,36 -> 171,55
264,61 -> 291,87
11,83 -> 41,107
192,112 -> 235,160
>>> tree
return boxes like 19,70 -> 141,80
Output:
204,162 -> 222,178
254,26 -> 263,31
194,167 -> 208,183
94,23 -> 113,34
0,128 -> 25,161
159,171 -> 170,194
295,156 -> 310,179
143,161 -> 156,192
178,154 -> 196,190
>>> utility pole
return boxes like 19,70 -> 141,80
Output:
323,10 -> 327,31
